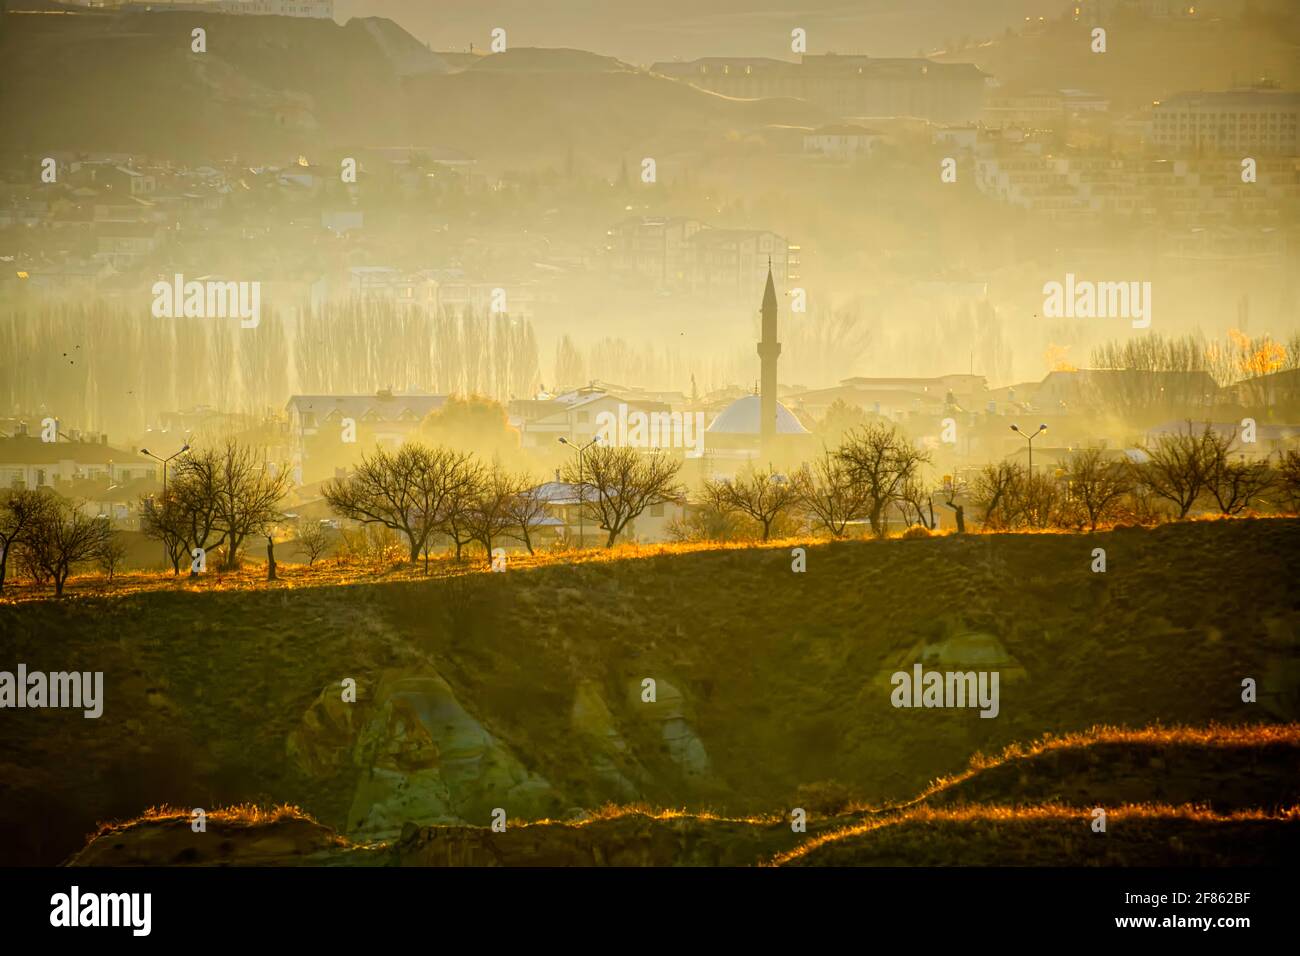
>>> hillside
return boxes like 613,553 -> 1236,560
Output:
336,0 -> 1066,65
2,517 -> 1297,865
911,725 -> 1300,813
0,8 -> 826,165
776,805 -> 1300,867
68,725 -> 1300,866
943,12 -> 1300,110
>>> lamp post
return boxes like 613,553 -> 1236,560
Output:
139,441 -> 190,495
558,435 -> 601,549
140,441 -> 190,570
1009,423 -> 1047,476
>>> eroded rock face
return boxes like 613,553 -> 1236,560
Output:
289,671 -> 562,839
570,679 -> 641,801
627,678 -> 711,779
876,629 -> 1028,690
286,682 -> 364,778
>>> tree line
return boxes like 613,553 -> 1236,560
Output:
0,299 -> 542,438
675,421 -> 1300,541
322,440 -> 683,559
4,422 -> 1297,597
971,423 -> 1300,532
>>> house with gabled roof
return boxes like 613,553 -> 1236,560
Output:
0,433 -> 155,490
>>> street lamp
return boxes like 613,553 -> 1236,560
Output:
1009,423 -> 1047,476
139,441 -> 190,494
558,435 -> 601,549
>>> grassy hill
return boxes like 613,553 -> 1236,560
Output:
2,517 -> 1297,865
776,804 -> 1300,867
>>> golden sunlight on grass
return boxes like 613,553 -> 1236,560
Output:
67,720 -> 1300,866
0,536 -> 813,604
887,722 -> 1300,812
89,802 -> 319,840
510,803 -> 785,829
4,513 -> 1293,605
766,802 -> 1300,867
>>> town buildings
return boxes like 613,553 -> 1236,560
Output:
652,54 -> 989,124
1148,89 -> 1300,156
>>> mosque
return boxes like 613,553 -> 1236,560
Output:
702,264 -> 815,468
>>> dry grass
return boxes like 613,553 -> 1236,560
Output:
4,512 -> 1294,605
70,721 -> 1300,866
766,802 -> 1300,866
87,802 -> 320,842
0,536 -> 810,605
508,803 -> 786,830
882,722 -> 1300,812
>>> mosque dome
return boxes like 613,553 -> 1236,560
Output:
706,394 -> 810,435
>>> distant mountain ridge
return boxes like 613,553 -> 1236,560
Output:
0,8 -> 826,163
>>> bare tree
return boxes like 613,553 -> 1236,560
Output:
1089,334 -> 1218,416
1139,423 -> 1216,518
96,530 -> 130,581
295,521 -> 332,566
793,451 -> 870,537
1065,448 -> 1132,532
562,446 -> 683,548
972,461 -> 1021,530
0,488 -> 53,593
325,444 -> 476,562
140,491 -> 196,574
1017,471 -> 1066,529
204,442 -> 292,570
1203,430 -> 1274,514
941,475 -> 968,534
24,501 -> 114,597
464,465 -> 527,561
505,481 -> 553,555
671,480 -> 745,542
168,451 -> 227,574
834,422 -> 931,536
898,474 -> 937,529
705,467 -> 801,541
435,460 -> 486,563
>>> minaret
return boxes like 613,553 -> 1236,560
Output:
757,259 -> 781,452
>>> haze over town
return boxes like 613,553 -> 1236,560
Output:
0,0 -> 1298,882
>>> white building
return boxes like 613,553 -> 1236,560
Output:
0,435 -> 156,490
803,125 -> 885,160
1148,89 -> 1300,156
